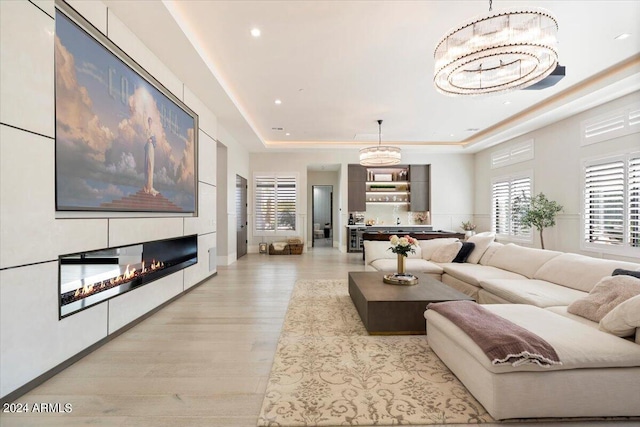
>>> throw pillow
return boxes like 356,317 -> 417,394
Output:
567,275 -> 640,322
599,294 -> 640,337
419,238 -> 459,260
465,232 -> 495,264
453,242 -> 475,263
612,268 -> 640,279
430,241 -> 463,263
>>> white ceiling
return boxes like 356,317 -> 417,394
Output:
103,1 -> 640,154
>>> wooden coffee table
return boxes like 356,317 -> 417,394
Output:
348,271 -> 474,335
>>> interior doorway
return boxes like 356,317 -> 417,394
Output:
236,174 -> 247,259
312,185 -> 333,247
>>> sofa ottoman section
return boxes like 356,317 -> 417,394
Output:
426,304 -> 640,419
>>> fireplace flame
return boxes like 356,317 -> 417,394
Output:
70,259 -> 165,301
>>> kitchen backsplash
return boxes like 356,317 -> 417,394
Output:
351,205 -> 430,225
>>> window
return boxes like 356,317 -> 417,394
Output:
581,102 -> 640,146
583,153 -> 640,255
254,174 -> 297,233
491,174 -> 532,240
491,140 -> 534,169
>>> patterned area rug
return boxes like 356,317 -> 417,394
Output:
257,279 -> 493,426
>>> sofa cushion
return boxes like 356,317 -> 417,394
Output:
567,275 -> 640,322
479,242 -> 503,265
453,242 -> 475,263
488,243 -> 561,279
479,279 -> 587,308
545,306 -> 600,329
534,253 -> 640,292
418,238 -> 459,260
465,232 -> 495,264
600,294 -> 640,338
370,258 -> 443,274
364,240 -> 422,265
442,263 -> 526,287
431,241 -> 463,263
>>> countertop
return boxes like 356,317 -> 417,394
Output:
346,225 -> 434,230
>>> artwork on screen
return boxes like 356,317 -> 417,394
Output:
54,8 -> 197,213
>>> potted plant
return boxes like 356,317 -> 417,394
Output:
511,192 -> 563,249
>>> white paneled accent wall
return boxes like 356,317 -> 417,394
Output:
0,125 -> 109,268
105,8 -> 183,100
107,272 -> 184,334
184,182 -> 217,236
0,263 -> 109,397
0,0 -> 223,399
184,232 -> 218,288
185,87 -> 218,145
0,0 -> 54,138
197,129 -> 217,186
108,217 -> 185,248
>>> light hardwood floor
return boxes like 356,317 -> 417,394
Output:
0,248 -> 368,426
1,249 -> 632,427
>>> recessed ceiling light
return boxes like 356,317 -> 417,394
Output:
250,28 -> 261,37
285,133 -> 291,136
450,133 -> 454,137
615,33 -> 631,40
274,99 -> 282,105
504,101 -> 512,105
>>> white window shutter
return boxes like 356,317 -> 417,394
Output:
584,160 -> 625,246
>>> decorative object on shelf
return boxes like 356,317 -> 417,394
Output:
511,192 -> 563,249
384,235 -> 419,285
360,120 -> 401,166
461,221 -> 477,239
434,0 -> 559,96
414,211 -> 430,224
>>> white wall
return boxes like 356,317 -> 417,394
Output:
474,91 -> 640,262
0,0 -> 224,398
249,150 -> 475,252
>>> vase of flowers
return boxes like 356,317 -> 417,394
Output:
388,235 -> 417,275
461,221 -> 476,239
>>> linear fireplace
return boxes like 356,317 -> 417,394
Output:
59,235 -> 198,318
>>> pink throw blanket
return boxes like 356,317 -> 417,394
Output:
428,301 -> 562,368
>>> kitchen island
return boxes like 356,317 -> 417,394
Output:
346,225 -> 463,253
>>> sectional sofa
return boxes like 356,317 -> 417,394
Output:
363,236 -> 640,420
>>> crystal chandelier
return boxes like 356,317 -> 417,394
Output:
434,0 -> 559,96
359,120 -> 401,166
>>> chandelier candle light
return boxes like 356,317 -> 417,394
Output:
384,235 -> 419,285
360,119 -> 402,166
434,0 -> 559,95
